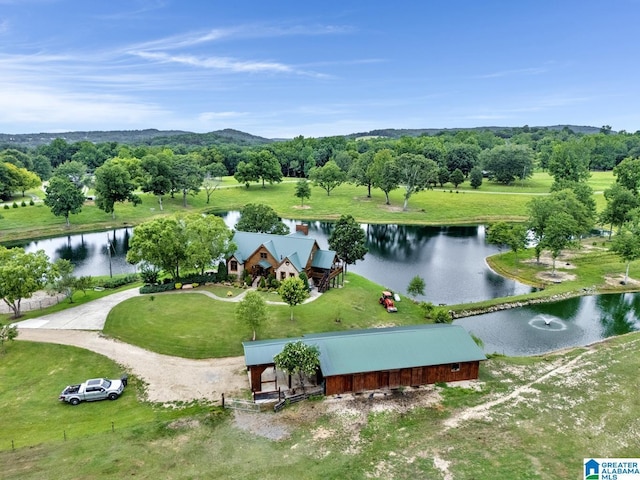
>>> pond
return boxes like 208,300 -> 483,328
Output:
222,212 -> 533,305
23,228 -> 136,278
18,216 -> 532,305
454,292 -> 640,356
16,219 -> 639,356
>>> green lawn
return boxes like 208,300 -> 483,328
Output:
0,171 -> 615,243
103,275 -> 426,358
3,168 -> 638,478
0,342 -> 204,451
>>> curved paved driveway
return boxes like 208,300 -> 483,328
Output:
15,287 -> 142,330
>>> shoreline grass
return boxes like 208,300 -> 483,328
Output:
0,171 -> 613,244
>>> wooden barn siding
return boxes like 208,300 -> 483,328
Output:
324,361 -> 480,396
249,364 -> 271,392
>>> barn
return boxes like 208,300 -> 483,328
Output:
242,324 -> 486,396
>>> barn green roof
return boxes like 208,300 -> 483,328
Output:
242,324 -> 486,377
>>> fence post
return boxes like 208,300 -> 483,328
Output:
112,421 -> 115,433
221,393 -> 225,408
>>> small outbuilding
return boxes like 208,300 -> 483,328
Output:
242,324 -> 486,396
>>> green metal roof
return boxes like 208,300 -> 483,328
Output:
242,325 -> 486,376
287,251 -> 303,272
231,231 -> 336,272
311,250 -> 337,269
243,338 -> 293,367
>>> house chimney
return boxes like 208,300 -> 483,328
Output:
295,223 -> 309,235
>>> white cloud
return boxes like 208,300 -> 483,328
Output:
476,67 -> 548,79
198,111 -> 246,121
129,50 -> 296,74
0,82 -> 170,131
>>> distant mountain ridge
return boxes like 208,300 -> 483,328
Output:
0,128 -> 272,148
346,125 -> 603,139
0,125 -> 603,147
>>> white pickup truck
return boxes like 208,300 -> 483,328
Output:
59,377 -> 127,405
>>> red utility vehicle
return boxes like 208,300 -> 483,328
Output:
379,291 -> 398,313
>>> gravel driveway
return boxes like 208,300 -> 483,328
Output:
14,288 -> 249,403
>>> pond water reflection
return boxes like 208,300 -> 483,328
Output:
18,215 -> 532,305
454,292 -> 640,356
220,211 -> 532,305
15,220 -> 640,355
22,228 -> 136,278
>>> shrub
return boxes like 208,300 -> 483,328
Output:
3,204 -> 8,209
139,262 -> 160,285
175,283 -> 182,290
177,273 -> 217,285
259,277 -> 266,289
299,271 -> 309,290
419,301 -> 435,318
216,261 -> 228,281
12,202 -> 18,208
434,309 -> 452,324
139,283 -> 176,294
95,274 -> 139,289
29,199 -> 34,206
20,200 -> 26,207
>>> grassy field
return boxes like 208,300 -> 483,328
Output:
0,342 -> 206,451
2,332 -> 639,479
2,168 -> 637,478
103,275 -> 427,358
0,171 -> 614,243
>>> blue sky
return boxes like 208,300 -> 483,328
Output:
1,0 -> 639,138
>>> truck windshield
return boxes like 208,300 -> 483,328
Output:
101,379 -> 112,388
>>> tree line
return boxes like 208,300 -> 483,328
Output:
3,125 -> 640,197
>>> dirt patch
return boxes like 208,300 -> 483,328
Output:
444,349 -> 597,430
523,251 -> 577,268
325,385 -> 444,417
536,271 -> 577,283
433,455 -> 453,480
604,274 -> 640,287
233,410 -> 291,440
379,204 -> 405,213
291,205 -> 311,210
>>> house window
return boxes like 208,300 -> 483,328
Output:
285,261 -> 290,266
289,272 -> 295,278
230,261 -> 238,272
260,252 -> 267,259
451,363 -> 460,372
280,272 -> 286,280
